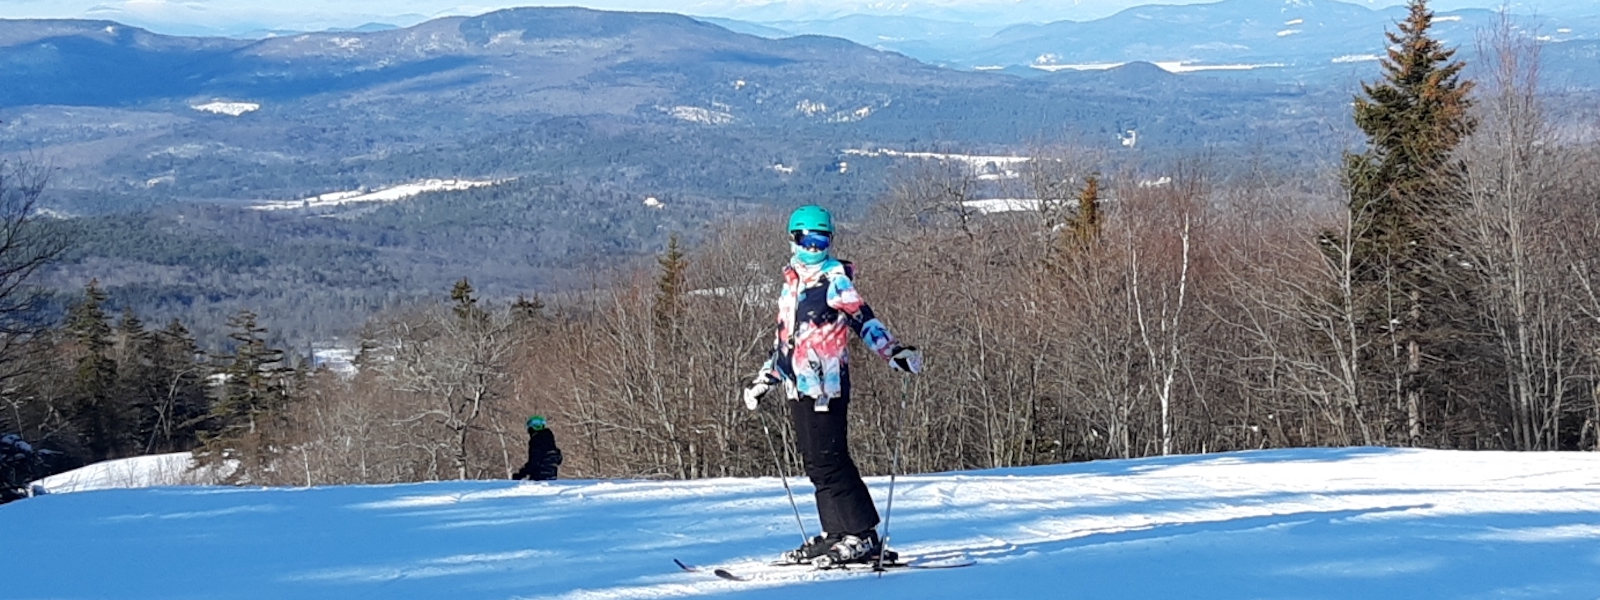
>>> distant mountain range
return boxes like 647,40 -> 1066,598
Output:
0,3 -> 1593,349
717,0 -> 1600,83
0,6 -> 1359,203
1,3 -> 1592,211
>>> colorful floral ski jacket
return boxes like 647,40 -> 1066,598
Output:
759,256 -> 900,411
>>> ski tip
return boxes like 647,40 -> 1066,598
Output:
673,558 -> 697,572
907,558 -> 977,569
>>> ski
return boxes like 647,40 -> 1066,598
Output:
675,556 -> 975,583
675,559 -> 754,581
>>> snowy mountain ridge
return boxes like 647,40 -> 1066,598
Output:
723,0 -> 1600,77
8,447 -> 1600,598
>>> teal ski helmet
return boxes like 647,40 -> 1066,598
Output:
787,205 -> 833,265
527,415 -> 547,431
787,205 -> 833,234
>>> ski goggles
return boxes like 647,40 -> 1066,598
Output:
791,230 -> 831,251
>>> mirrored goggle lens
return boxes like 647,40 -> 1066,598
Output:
792,231 -> 831,250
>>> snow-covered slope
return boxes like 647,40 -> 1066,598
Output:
30,451 -> 210,493
5,448 -> 1600,598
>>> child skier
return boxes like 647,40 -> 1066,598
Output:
742,204 -> 923,567
513,415 -> 563,481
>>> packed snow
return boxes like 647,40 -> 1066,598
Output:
1333,54 -> 1385,63
251,179 -> 509,211
9,448 -> 1600,599
33,452 -> 218,493
192,102 -> 261,116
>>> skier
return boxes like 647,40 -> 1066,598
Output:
742,204 -> 923,568
512,415 -> 563,481
1,433 -> 43,503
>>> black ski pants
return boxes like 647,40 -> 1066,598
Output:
789,370 -> 880,536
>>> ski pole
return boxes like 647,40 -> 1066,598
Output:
759,405 -> 810,544
875,373 -> 910,572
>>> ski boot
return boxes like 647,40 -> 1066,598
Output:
811,530 -> 894,569
781,533 -> 839,564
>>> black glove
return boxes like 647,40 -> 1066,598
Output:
889,345 -> 923,374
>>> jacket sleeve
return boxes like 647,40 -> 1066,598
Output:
757,330 -> 781,382
827,267 -> 900,361
756,276 -> 790,383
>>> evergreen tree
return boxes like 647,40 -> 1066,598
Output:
451,278 -> 486,324
1341,0 -> 1476,446
111,308 -> 155,451
1066,174 -> 1102,250
146,319 -> 210,453
64,280 -> 124,461
510,294 -> 547,328
198,310 -> 294,482
1043,173 -> 1103,274
653,234 -> 688,338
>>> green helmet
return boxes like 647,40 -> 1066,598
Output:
527,415 -> 547,431
787,205 -> 833,234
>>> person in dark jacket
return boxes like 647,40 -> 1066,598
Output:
1,433 -> 43,503
513,415 -> 563,481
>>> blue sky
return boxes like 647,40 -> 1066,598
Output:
0,0 -> 1585,35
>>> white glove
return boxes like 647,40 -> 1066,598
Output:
889,345 -> 923,374
743,375 -> 776,410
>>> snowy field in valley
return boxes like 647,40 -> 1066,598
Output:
251,179 -> 509,211
192,101 -> 261,116
8,448 -> 1600,599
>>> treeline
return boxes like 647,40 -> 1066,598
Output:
0,277 -> 319,482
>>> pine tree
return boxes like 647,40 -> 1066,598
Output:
111,308 -> 155,450
147,319 -> 210,453
451,278 -> 486,324
1044,173 -> 1103,274
1066,174 -> 1103,250
653,234 -> 689,338
1341,0 -> 1475,446
64,280 -> 124,461
198,310 -> 294,482
510,294 -> 547,332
